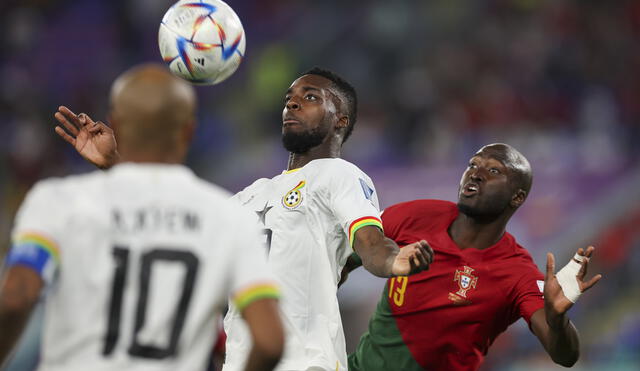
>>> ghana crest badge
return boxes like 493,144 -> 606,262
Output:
282,180 -> 306,209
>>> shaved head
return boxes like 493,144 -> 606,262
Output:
109,64 -> 196,156
476,143 -> 532,194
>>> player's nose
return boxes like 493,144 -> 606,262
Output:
469,168 -> 484,182
285,97 -> 300,111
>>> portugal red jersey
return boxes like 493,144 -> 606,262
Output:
349,200 -> 545,371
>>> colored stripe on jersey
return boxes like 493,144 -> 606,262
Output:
6,232 -> 60,283
348,281 -> 423,371
233,283 -> 280,311
348,216 -> 383,249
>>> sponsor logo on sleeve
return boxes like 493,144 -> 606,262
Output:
359,178 -> 374,200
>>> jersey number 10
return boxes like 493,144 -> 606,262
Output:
103,246 -> 199,359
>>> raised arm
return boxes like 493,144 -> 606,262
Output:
0,266 -> 43,367
54,106 -> 119,169
352,225 -> 433,277
530,246 -> 602,367
241,298 -> 284,371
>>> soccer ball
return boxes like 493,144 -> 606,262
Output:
158,0 -> 246,85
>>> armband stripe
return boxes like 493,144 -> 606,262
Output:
348,216 -> 383,249
6,233 -> 60,283
12,232 -> 60,263
233,283 -> 280,311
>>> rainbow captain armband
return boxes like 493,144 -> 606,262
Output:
348,216 -> 383,249
6,233 -> 60,284
233,283 -> 280,312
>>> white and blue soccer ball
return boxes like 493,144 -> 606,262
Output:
158,0 -> 246,85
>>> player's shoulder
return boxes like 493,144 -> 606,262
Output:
183,178 -> 258,228
384,199 -> 456,219
382,199 -> 456,234
511,238 -> 537,263
28,170 -> 105,197
304,158 -> 371,185
240,177 -> 272,191
234,177 -> 271,201
496,233 -> 540,268
309,158 -> 367,174
186,173 -> 234,200
17,171 -> 107,218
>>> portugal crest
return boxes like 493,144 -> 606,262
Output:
282,180 -> 305,209
449,266 -> 478,305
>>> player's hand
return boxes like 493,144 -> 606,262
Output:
543,246 -> 602,327
54,106 -> 119,169
391,240 -> 433,276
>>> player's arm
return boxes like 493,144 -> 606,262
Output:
54,106 -> 119,169
338,253 -> 362,287
530,246 -> 602,367
241,297 -> 284,371
353,225 -> 433,277
0,266 -> 43,367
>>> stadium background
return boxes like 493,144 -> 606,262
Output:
0,0 -> 638,370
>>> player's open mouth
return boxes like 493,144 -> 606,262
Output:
462,183 -> 479,197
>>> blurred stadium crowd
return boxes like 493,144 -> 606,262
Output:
1,0 -> 638,370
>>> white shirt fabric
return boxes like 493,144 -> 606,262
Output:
11,163 -> 276,371
223,158 -> 382,371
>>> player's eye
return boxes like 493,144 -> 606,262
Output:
489,168 -> 500,174
284,96 -> 291,103
468,162 -> 476,168
305,94 -> 317,101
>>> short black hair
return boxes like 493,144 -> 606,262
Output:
303,67 -> 358,143
478,143 -> 533,194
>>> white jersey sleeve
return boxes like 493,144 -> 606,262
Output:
322,161 -> 383,249
7,180 -> 63,285
226,210 -> 279,312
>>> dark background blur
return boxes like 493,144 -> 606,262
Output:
1,0 -> 639,370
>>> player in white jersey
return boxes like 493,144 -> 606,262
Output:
221,68 -> 435,371
49,67 -> 435,371
224,158 -> 386,371
0,65 -> 284,371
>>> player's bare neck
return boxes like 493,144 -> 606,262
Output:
286,145 -> 341,171
449,214 -> 508,250
119,150 -> 184,165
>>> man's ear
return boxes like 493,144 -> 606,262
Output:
511,189 -> 527,208
107,113 -> 119,140
336,115 -> 349,130
182,119 -> 196,145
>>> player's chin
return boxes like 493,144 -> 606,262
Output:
456,200 -> 480,217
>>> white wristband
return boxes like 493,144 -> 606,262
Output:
556,254 -> 583,303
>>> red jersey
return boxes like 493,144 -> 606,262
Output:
349,200 -> 545,371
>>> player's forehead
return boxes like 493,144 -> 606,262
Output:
286,74 -> 333,95
471,145 -> 511,167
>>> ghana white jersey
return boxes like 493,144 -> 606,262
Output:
8,163 -> 278,371
223,158 -> 382,371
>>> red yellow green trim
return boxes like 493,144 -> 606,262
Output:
290,180 -> 305,191
348,216 -> 383,249
13,232 -> 60,262
233,283 -> 280,311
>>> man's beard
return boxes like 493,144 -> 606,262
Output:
282,126 -> 328,154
